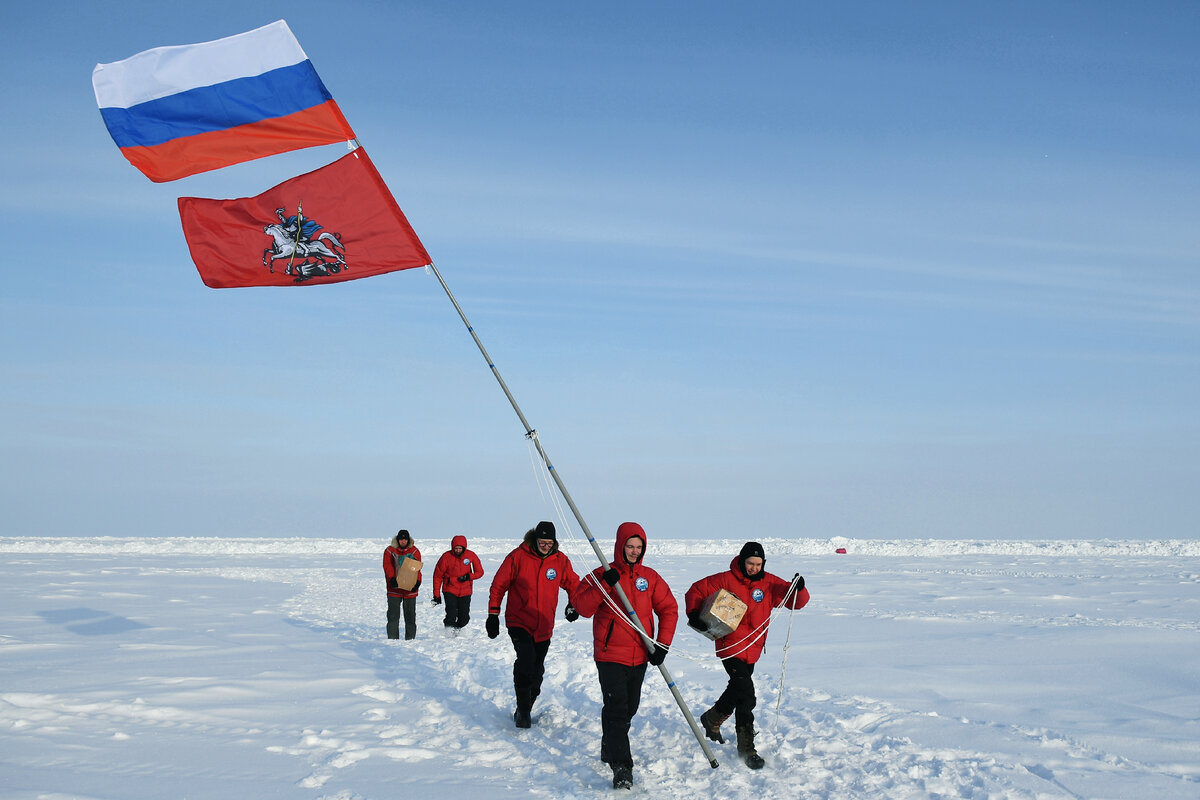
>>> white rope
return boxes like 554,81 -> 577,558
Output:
573,566 -> 805,665
522,443 -> 682,654
770,575 -> 802,734
709,575 -> 802,662
522,436 -> 672,652
525,433 -> 575,541
525,434 -> 553,508
573,564 -> 680,653
525,436 -> 803,670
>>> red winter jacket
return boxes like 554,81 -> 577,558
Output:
488,530 -> 579,642
571,522 -> 678,667
432,535 -> 485,600
684,556 -> 808,664
383,535 -> 422,600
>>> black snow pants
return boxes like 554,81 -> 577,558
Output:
596,661 -> 648,768
443,593 -> 472,628
387,595 -> 417,640
713,656 -> 757,727
508,626 -> 551,711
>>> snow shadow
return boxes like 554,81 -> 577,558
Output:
37,606 -> 151,636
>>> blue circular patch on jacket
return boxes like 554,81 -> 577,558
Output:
462,558 -> 471,566
752,588 -> 765,603
545,568 -> 558,581
635,577 -> 649,592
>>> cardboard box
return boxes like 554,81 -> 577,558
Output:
394,556 -> 423,591
696,588 -> 747,640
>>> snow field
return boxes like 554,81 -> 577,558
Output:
1,539 -> 1198,799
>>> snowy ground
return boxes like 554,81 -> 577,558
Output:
2,536 -> 1198,799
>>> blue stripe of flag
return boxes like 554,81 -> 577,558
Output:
99,60 -> 333,148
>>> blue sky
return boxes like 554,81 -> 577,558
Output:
3,1 -> 1198,541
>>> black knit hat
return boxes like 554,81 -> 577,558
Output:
535,520 -> 557,541
396,529 -> 411,541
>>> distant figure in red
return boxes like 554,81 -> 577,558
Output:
486,521 -> 580,728
685,541 -> 809,769
571,522 -> 677,790
431,534 -> 485,633
383,529 -> 422,640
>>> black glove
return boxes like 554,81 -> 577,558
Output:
793,573 -> 805,592
485,614 -> 500,639
647,645 -> 668,666
601,568 -> 620,587
686,610 -> 708,633
431,596 -> 442,606
564,605 -> 580,622
412,579 -> 421,592
457,574 -> 471,583
387,577 -> 398,590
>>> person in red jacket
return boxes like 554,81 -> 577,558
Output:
383,529 -> 423,640
684,541 -> 808,769
431,534 -> 485,632
486,520 -> 580,729
571,522 -> 677,790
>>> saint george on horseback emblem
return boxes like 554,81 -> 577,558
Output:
263,205 -> 347,282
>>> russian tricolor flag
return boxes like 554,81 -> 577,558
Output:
92,20 -> 356,183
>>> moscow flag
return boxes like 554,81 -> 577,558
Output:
177,148 -> 431,288
93,20 -> 355,182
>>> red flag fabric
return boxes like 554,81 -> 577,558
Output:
177,148 -> 430,288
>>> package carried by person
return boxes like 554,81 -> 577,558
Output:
394,555 -> 423,591
695,588 -> 747,640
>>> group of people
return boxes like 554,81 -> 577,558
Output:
383,529 -> 487,638
382,520 -> 809,789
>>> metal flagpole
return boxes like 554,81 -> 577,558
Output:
285,201 -> 302,275
427,261 -> 720,769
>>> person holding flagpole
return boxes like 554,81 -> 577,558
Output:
486,521 -> 580,728
570,522 -> 677,790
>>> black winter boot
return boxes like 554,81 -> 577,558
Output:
699,708 -> 730,744
612,764 -> 633,790
735,723 -> 765,769
515,688 -> 533,728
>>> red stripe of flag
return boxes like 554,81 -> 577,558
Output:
126,100 -> 354,183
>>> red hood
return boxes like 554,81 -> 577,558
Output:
451,535 -> 468,550
615,522 -> 646,566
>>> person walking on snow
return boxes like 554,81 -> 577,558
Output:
570,522 -> 678,790
684,541 -> 808,769
431,534 -> 485,632
486,520 -> 580,728
383,529 -> 423,640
